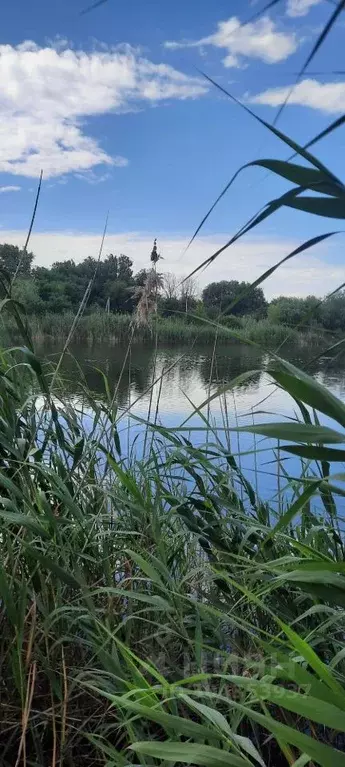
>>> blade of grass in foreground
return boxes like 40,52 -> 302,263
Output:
184,93 -> 345,256
130,742 -> 249,767
263,482 -> 321,543
199,73 -> 342,183
12,170 -> 43,285
233,422 -> 345,444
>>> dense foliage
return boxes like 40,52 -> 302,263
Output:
2,244 -> 345,337
202,279 -> 267,318
3,3 -> 345,762
1,323 -> 345,766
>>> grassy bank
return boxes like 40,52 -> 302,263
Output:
0,309 -> 324,347
1,331 -> 345,765
3,7 -> 345,761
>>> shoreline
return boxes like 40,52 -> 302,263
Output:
0,311 -> 328,348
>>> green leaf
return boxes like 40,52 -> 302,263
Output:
180,694 -> 265,767
279,621 -> 345,697
185,109 -> 345,252
90,586 -> 173,611
227,677 -> 345,731
249,159 -> 342,197
0,565 -> 18,626
200,72 -> 341,183
130,742 -> 248,767
0,509 -> 50,540
286,196 -> 345,218
259,651 -> 344,709
185,184 -> 307,280
26,549 -> 81,589
263,482 -> 319,542
235,702 -> 345,767
268,358 -> 345,429
87,691 -> 222,741
281,445 -> 345,461
179,694 -> 232,736
125,549 -> 164,587
234,422 -> 345,444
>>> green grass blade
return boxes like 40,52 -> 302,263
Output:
264,482 -> 320,543
281,445 -> 345,461
130,742 -> 249,767
234,422 -> 345,444
286,196 -> 345,218
226,677 -> 345,731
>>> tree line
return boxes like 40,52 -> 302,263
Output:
0,242 -> 344,332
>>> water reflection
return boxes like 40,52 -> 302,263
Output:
36,340 -> 345,422
35,340 -> 345,510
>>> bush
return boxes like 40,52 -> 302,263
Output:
268,295 -> 321,327
202,280 -> 267,317
319,291 -> 345,331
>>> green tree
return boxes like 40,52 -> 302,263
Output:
202,280 -> 267,317
12,278 -> 43,314
105,280 -> 134,313
0,243 -> 34,279
159,296 -> 180,317
268,296 -> 320,327
320,292 -> 345,331
117,255 -> 133,283
100,254 -> 118,283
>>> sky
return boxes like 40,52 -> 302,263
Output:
0,0 -> 345,298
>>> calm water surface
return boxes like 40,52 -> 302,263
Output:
37,340 -> 345,508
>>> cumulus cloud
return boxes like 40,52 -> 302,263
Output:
286,0 -> 322,16
0,229 -> 338,299
249,78 -> 345,113
164,16 -> 298,68
0,185 -> 21,193
0,42 -> 207,179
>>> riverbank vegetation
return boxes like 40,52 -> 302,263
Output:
0,242 -> 341,346
2,319 -> 345,766
5,309 -> 320,347
2,2 -> 345,763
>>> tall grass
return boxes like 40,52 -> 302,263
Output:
1,310 -> 322,347
2,3 -> 345,763
1,334 -> 345,766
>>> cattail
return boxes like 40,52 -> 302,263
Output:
133,240 -> 164,328
133,269 -> 164,328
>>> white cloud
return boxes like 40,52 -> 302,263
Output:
0,229 -> 339,299
0,42 -> 207,180
164,16 -> 298,68
250,78 -> 345,113
0,185 -> 21,193
286,0 -> 322,17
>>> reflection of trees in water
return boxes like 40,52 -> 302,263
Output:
155,349 -> 203,394
38,342 -> 157,408
199,344 -> 265,396
38,341 -> 267,409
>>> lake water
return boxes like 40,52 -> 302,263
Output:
37,340 -> 345,511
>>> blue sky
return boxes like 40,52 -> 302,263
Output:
0,0 -> 344,296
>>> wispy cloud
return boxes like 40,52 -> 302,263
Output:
286,0 -> 323,17
249,78 -> 345,113
0,230 -> 338,299
0,185 -> 21,193
165,15 -> 298,68
0,42 -> 207,180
